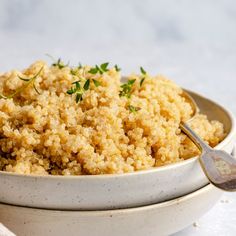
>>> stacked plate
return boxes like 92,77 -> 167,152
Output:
0,185 -> 224,236
0,91 -> 235,236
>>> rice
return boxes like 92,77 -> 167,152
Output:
0,61 -> 225,175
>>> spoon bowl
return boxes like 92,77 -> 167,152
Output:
200,149 -> 236,191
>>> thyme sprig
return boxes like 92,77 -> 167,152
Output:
89,62 -> 122,74
140,67 -> 146,75
46,54 -> 69,69
119,79 -> 136,98
67,78 -> 100,103
67,80 -> 84,103
140,66 -> 147,87
88,62 -> 109,75
52,58 -> 69,69
128,105 -> 141,113
0,67 -> 44,99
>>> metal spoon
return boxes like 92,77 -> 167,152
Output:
181,91 -> 236,191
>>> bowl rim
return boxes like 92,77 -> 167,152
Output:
0,184 -> 220,214
0,89 -> 235,180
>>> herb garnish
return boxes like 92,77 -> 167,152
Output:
70,63 -> 83,76
88,62 -> 109,75
83,79 -> 90,91
140,66 -> 147,87
140,78 -> 145,86
140,67 -> 146,75
77,63 -> 82,69
119,79 -> 136,98
70,68 -> 78,76
128,105 -> 141,113
46,54 -> 69,69
52,58 -> 69,69
92,79 -> 101,87
114,64 -> 121,72
67,80 -> 84,102
67,78 -> 100,103
0,67 -> 44,99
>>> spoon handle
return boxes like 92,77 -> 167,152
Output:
180,122 -> 210,152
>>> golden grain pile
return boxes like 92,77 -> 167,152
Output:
0,61 -> 225,175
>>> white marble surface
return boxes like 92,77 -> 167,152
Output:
0,0 -> 235,235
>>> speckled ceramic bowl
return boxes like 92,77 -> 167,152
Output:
0,91 -> 235,210
0,184 -> 223,236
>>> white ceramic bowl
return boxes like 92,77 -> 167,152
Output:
0,184 -> 223,236
0,91 -> 235,210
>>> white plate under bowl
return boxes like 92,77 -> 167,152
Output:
0,184 -> 223,236
0,90 -> 235,210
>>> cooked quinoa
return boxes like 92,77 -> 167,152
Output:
0,61 -> 225,175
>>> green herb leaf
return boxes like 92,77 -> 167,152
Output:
140,78 -> 145,87
89,62 -> 110,75
66,89 -> 75,95
51,58 -> 69,69
114,64 -> 121,72
139,67 -> 147,87
128,79 -> 136,85
83,79 -> 90,90
17,76 -> 30,82
77,63 -> 82,69
67,81 -> 81,95
128,105 -> 141,113
93,79 -> 101,87
88,67 -> 98,74
100,62 -> 109,72
96,65 -> 103,74
72,81 -> 81,89
67,80 -> 84,102
70,69 -> 77,76
140,67 -> 146,75
67,78 -> 94,103
76,93 -> 83,103
119,79 -> 136,98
